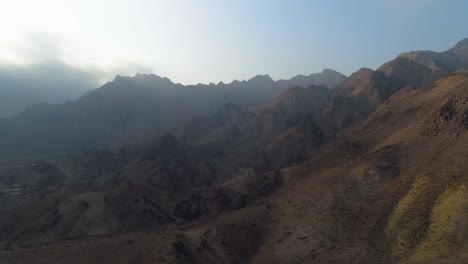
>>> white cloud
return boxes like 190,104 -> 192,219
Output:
0,28 -> 154,117
0,0 -> 157,83
0,0 -> 252,85
0,32 -> 152,84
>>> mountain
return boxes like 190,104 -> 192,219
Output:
249,72 -> 468,264
1,70 -> 466,264
334,39 -> 468,108
399,38 -> 468,73
0,70 -> 345,158
179,85 -> 333,170
278,69 -> 347,90
0,83 -> 337,251
0,39 -> 467,264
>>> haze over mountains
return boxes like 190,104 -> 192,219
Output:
0,63 -> 95,118
0,68 -> 345,119
0,69 -> 345,156
0,39 -> 467,264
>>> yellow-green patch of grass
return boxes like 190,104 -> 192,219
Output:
406,184 -> 467,263
386,176 -> 430,257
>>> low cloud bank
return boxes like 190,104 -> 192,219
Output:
0,33 -> 151,118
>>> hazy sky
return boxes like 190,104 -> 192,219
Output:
1,0 -> 468,85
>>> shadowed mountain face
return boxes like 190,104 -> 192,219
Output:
0,69 -> 345,157
0,40 -> 467,264
177,85 -> 333,173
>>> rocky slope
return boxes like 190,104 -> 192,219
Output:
250,72 -> 468,264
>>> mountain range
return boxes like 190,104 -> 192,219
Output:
0,39 -> 467,264
0,69 -> 345,157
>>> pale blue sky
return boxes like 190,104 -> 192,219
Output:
0,0 -> 467,85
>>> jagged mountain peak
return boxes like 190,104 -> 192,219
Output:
248,74 -> 275,83
321,68 -> 345,76
356,67 -> 374,74
453,37 -> 468,49
112,73 -> 175,85
113,74 -> 129,81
